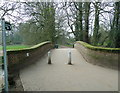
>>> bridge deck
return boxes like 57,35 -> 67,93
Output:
20,48 -> 118,91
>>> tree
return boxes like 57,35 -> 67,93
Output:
92,2 -> 100,45
83,2 -> 90,43
18,2 -> 56,45
108,2 -> 120,48
0,2 -> 23,23
73,2 -> 83,41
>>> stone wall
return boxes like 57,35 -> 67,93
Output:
75,41 -> 119,70
7,41 -> 53,74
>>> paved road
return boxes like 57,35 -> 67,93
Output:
20,48 -> 118,91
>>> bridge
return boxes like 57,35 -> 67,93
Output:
1,41 -> 119,91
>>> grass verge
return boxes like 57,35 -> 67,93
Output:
0,45 -> 31,51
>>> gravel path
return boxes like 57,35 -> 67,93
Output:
20,48 -> 118,91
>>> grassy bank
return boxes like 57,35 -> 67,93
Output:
64,44 -> 73,48
0,45 -> 31,51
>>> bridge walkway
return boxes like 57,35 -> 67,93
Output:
20,48 -> 118,91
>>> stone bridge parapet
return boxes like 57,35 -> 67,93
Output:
75,41 -> 120,70
7,41 -> 53,74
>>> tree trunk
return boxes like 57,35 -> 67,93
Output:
93,2 -> 100,45
78,2 -> 83,41
83,2 -> 90,43
113,2 -> 120,48
108,2 -> 120,48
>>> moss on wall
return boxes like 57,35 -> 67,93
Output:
76,41 -> 120,53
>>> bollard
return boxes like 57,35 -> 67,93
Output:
73,44 -> 74,48
68,51 -> 72,65
48,51 -> 51,64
